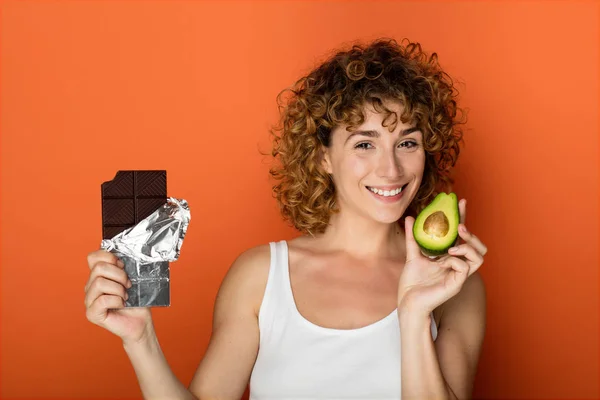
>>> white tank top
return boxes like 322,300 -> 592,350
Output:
249,240 -> 438,400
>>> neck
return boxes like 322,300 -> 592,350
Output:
314,209 -> 407,261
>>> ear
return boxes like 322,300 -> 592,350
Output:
320,146 -> 333,175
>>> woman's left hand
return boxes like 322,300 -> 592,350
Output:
397,199 -> 488,317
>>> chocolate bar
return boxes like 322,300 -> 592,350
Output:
101,170 -> 170,307
101,170 -> 167,240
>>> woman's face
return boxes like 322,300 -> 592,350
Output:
321,101 -> 426,224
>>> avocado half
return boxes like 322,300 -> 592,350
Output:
412,192 -> 459,257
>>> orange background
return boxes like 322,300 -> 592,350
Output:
1,0 -> 598,399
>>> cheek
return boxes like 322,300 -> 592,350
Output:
405,150 -> 426,172
330,156 -> 371,191
345,157 -> 371,179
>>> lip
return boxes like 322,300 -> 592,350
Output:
366,183 -> 408,203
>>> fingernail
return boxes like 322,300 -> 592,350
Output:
448,247 -> 458,253
127,280 -> 132,288
117,259 -> 125,268
460,225 -> 468,233
125,293 -> 129,300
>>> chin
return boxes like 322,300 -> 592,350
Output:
370,210 -> 406,225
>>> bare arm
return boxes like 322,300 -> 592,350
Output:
399,272 -> 487,400
122,245 -> 270,400
434,271 -> 486,398
123,327 -> 199,400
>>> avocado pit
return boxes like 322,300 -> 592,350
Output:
423,211 -> 449,238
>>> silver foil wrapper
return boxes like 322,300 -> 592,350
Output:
100,197 -> 191,307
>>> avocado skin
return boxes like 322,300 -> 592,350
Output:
412,192 -> 460,257
418,244 -> 456,258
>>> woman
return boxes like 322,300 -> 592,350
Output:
85,38 -> 488,400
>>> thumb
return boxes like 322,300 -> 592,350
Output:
404,216 -> 421,262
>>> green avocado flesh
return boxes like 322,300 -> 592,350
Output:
413,192 -> 459,257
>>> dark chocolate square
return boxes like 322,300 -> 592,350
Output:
101,170 -> 167,240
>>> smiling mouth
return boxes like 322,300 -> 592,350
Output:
365,183 -> 409,197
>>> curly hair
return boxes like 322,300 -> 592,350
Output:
268,37 -> 467,236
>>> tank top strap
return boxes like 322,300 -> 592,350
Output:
257,241 -> 294,330
276,240 -> 296,305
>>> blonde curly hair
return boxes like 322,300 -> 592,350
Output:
268,38 -> 467,235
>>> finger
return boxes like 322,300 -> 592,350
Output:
456,198 -> 466,246
441,256 -> 470,273
438,256 -> 470,277
439,256 -> 470,287
84,262 -> 131,293
84,276 -> 129,309
457,225 -> 488,256
404,216 -> 422,262
459,198 -> 467,225
435,258 -> 455,268
448,244 -> 484,273
87,250 -> 124,271
86,294 -> 126,324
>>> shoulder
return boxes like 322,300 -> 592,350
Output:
439,271 -> 487,333
215,243 -> 273,317
230,243 -> 272,272
453,270 -> 486,311
433,272 -> 486,398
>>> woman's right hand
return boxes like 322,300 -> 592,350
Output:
85,250 -> 154,345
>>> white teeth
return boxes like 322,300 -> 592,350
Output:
369,186 -> 404,197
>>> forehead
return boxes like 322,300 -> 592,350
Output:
337,100 -> 418,138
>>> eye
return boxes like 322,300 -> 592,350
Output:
399,140 -> 418,149
354,142 -> 373,150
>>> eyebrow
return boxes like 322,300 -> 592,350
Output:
344,126 -> 421,144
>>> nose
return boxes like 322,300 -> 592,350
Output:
376,147 -> 403,179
